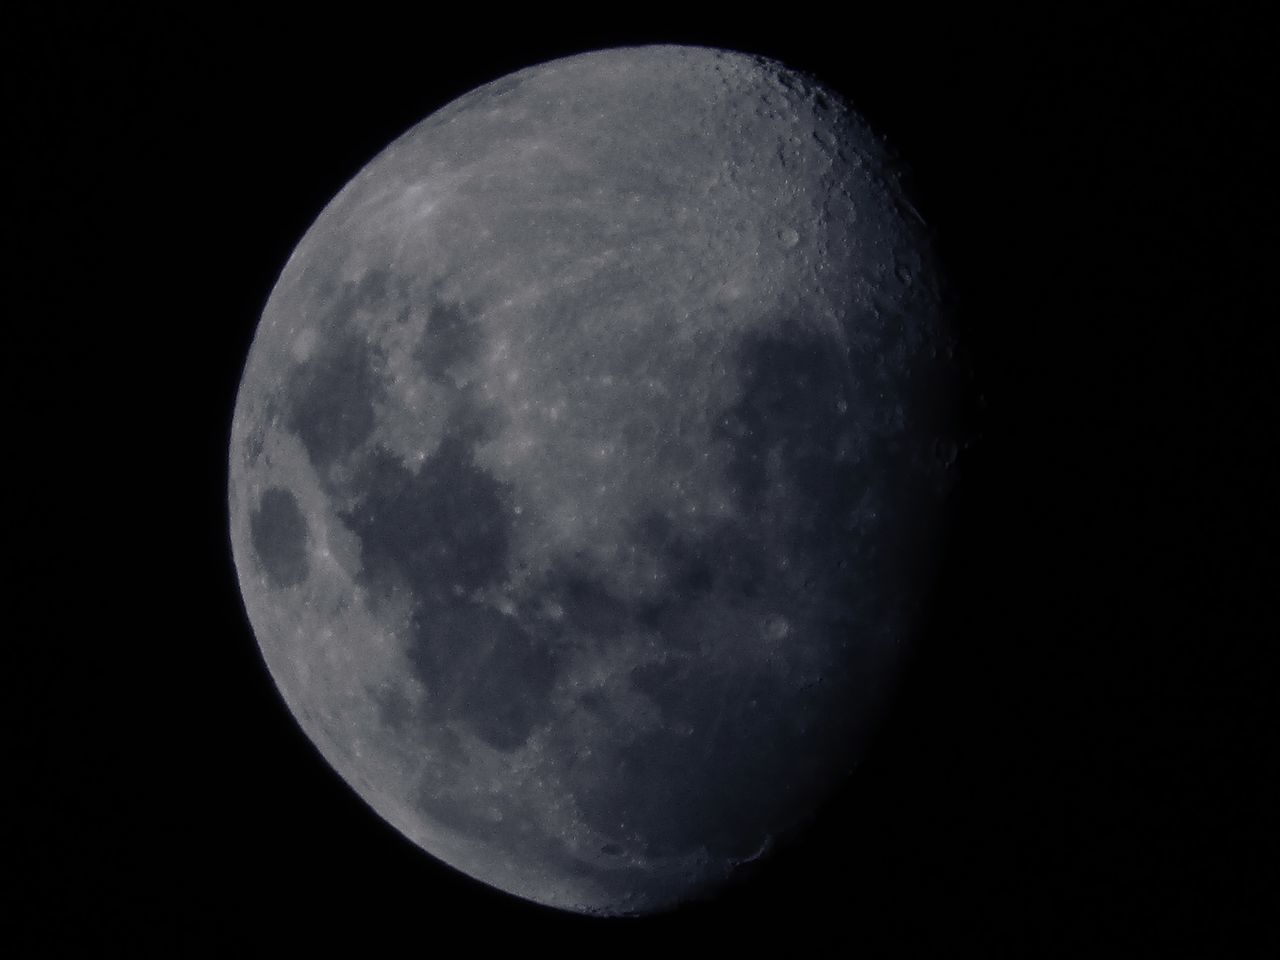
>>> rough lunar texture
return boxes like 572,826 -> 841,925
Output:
229,46 -> 958,915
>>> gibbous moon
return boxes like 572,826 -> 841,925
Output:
229,45 -> 958,915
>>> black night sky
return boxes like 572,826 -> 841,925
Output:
12,7 -> 1273,953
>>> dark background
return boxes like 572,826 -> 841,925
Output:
11,6 -> 1274,953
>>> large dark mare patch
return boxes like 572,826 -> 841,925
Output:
249,487 -> 310,588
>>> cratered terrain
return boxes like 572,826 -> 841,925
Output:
229,45 -> 960,915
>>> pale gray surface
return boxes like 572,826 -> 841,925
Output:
229,45 -> 958,914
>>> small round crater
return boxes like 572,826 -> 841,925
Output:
777,226 -> 800,249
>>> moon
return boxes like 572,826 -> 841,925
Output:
229,45 -> 958,915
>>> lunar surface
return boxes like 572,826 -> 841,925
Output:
229,45 -> 959,914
